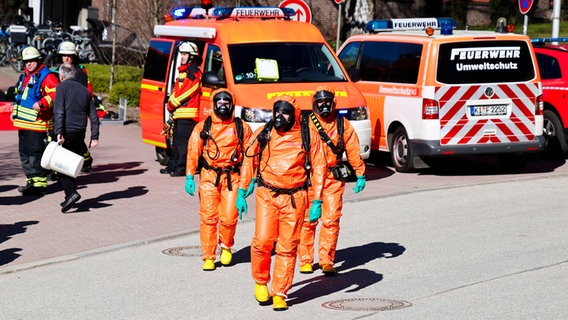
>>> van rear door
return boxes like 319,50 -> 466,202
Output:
435,40 -> 540,147
140,39 -> 176,148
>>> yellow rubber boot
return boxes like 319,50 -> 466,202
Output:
321,264 -> 337,276
220,248 -> 232,266
202,259 -> 216,271
272,295 -> 288,311
254,283 -> 269,303
299,263 -> 313,274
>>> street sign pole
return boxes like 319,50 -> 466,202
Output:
336,3 -> 341,52
523,14 -> 528,35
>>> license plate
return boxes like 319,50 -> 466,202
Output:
470,105 -> 507,116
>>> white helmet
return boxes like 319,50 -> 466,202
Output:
179,42 -> 198,56
21,46 -> 41,61
58,41 -> 77,55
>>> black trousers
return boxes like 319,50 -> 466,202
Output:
58,131 -> 87,198
166,118 -> 195,173
18,130 -> 48,178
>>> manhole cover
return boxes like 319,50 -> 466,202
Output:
162,245 -> 202,257
322,298 -> 412,312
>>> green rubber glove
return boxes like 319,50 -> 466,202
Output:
244,178 -> 256,198
309,199 -> 323,223
353,175 -> 366,194
185,174 -> 195,196
236,188 -> 248,220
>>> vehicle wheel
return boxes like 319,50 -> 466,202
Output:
390,127 -> 416,172
543,110 -> 568,158
156,146 -> 171,166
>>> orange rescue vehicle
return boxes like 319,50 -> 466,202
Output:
140,5 -> 371,165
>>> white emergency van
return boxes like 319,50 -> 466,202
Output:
337,17 -> 544,172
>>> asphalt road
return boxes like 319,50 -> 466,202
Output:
1,174 -> 567,319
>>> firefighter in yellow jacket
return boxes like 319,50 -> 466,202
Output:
185,89 -> 252,271
236,95 -> 327,311
298,86 -> 366,275
161,41 -> 202,177
8,46 -> 59,196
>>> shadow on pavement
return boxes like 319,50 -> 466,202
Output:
287,241 -> 405,306
0,248 -> 23,266
0,221 -> 39,244
0,220 -> 39,266
71,185 -> 149,213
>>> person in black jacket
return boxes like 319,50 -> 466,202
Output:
53,63 -> 100,213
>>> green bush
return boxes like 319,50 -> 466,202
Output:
83,64 -> 143,106
109,81 -> 140,106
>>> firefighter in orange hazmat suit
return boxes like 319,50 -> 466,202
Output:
298,86 -> 366,276
185,89 -> 252,271
162,41 -> 202,177
236,95 -> 327,311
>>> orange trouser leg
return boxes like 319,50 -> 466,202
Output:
318,178 -> 344,266
298,175 -> 345,266
298,208 -> 317,266
251,187 -> 307,298
198,170 -> 239,260
218,174 -> 239,249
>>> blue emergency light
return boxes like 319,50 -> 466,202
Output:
531,37 -> 568,43
211,6 -> 295,19
365,17 -> 457,35
169,6 -> 207,20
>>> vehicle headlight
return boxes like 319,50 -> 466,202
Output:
241,107 -> 272,123
338,106 -> 368,121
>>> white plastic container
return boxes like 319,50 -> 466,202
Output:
41,141 -> 84,178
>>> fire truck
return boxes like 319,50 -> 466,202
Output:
139,4 -> 371,165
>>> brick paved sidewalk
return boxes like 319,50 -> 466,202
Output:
0,123 -> 221,272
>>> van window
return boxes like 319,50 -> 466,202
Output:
227,43 -> 347,84
143,40 -> 174,82
359,41 -> 422,84
536,53 -> 562,80
437,40 -> 536,84
204,44 -> 225,81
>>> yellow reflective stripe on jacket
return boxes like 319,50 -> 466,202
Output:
170,82 -> 200,108
172,107 -> 198,119
12,105 -> 39,122
13,118 -> 53,132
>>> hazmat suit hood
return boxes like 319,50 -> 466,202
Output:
211,88 -> 235,123
272,94 -> 301,132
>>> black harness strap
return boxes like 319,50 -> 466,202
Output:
256,175 -> 307,209
199,116 -> 244,191
201,159 -> 241,191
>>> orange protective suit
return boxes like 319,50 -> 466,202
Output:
186,89 -> 252,261
238,95 -> 326,298
297,104 -> 366,269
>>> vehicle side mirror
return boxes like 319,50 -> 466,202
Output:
201,71 -> 227,88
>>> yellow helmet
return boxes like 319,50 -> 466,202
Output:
21,46 -> 41,61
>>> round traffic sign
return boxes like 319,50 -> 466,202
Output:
518,0 -> 534,15
279,0 -> 312,24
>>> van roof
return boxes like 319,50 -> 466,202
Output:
347,30 -> 531,43
163,18 -> 326,44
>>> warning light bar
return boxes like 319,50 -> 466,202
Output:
365,17 -> 457,34
166,6 -> 208,21
165,6 -> 296,21
211,7 -> 296,19
531,37 -> 568,44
